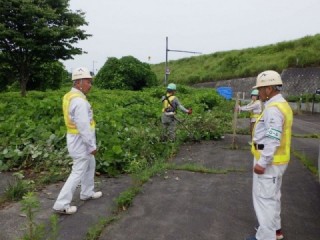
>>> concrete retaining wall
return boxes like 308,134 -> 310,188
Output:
193,67 -> 320,99
289,102 -> 320,113
193,67 -> 320,113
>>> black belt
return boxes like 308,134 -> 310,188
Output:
253,143 -> 264,150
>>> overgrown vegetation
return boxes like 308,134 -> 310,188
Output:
0,86 -> 234,178
151,34 -> 320,84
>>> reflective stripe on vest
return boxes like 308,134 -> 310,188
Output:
251,101 -> 293,165
250,113 -> 260,119
162,95 -> 176,113
63,91 -> 96,134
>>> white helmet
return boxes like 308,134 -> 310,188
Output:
253,70 -> 282,89
72,67 -> 92,81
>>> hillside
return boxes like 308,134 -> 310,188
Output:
150,34 -> 320,85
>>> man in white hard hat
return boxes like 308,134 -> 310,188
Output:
161,83 -> 192,141
53,67 -> 102,215
245,70 -> 293,240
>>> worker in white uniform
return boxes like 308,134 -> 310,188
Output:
245,70 -> 293,240
53,67 -> 102,215
236,89 -> 262,144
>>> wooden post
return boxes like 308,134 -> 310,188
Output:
232,92 -> 240,149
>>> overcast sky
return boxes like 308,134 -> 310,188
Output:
63,0 -> 320,74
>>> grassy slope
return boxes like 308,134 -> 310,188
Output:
151,34 -> 320,85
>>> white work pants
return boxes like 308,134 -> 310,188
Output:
53,154 -> 96,210
253,159 -> 287,240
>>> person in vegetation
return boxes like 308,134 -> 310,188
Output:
236,89 -> 262,144
245,70 -> 293,240
53,67 -> 102,215
161,83 -> 192,141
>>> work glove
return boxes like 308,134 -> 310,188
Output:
187,108 -> 192,115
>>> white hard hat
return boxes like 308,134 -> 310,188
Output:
253,70 -> 283,89
72,67 -> 92,81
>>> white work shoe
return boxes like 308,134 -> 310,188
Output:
53,206 -> 77,215
81,191 -> 103,201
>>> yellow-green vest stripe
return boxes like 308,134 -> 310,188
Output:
162,95 -> 176,112
251,101 -> 293,165
250,113 -> 260,119
63,92 -> 96,134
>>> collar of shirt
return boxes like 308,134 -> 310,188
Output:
264,93 -> 284,108
71,87 -> 86,99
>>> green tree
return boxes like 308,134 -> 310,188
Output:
0,0 -> 91,96
27,61 -> 69,91
95,56 -> 157,90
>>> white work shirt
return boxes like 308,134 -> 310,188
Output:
66,88 -> 96,157
239,100 -> 262,122
252,94 -> 286,168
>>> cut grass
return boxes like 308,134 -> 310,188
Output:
292,150 -> 318,176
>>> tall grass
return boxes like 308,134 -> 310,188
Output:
151,34 -> 320,84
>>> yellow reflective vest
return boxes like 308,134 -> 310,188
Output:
251,101 -> 293,165
162,94 -> 176,113
249,100 -> 262,119
62,91 -> 96,134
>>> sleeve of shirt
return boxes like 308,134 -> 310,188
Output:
174,98 -> 188,113
258,106 -> 284,168
71,98 -> 96,153
240,101 -> 259,112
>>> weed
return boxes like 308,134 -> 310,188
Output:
292,150 -> 318,175
114,186 -> 141,212
86,216 -> 118,240
168,163 -> 245,174
4,172 -> 34,201
20,192 -> 45,240
20,192 -> 59,240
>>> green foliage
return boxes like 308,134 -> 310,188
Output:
95,56 -> 157,90
4,172 -> 34,201
20,192 -> 45,240
0,0 -> 90,96
27,61 -> 69,91
20,192 -> 59,240
114,186 -> 140,211
287,93 -> 320,103
151,34 -> 320,84
0,86 -> 233,176
48,214 -> 59,240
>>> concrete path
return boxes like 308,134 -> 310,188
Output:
0,113 -> 319,240
100,135 -> 320,240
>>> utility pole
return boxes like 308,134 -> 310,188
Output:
164,36 -> 201,85
92,61 -> 97,76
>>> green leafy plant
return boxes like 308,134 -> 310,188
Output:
4,172 -> 34,201
20,192 -> 45,240
0,86 -> 233,176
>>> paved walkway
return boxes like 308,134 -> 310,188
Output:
0,113 -> 319,240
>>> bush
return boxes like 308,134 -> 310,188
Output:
95,56 -> 157,90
